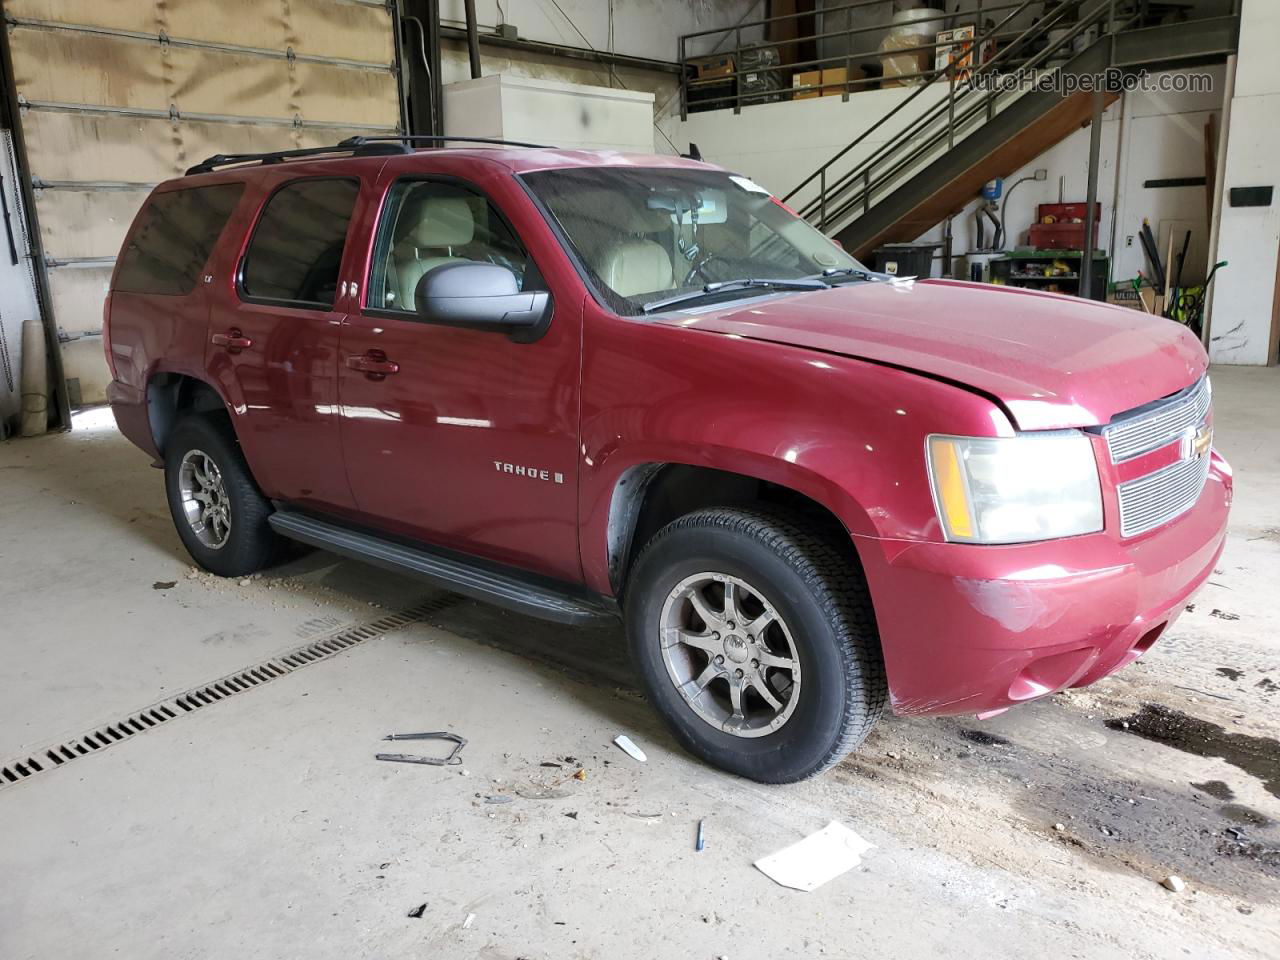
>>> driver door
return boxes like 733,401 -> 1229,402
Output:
336,175 -> 583,582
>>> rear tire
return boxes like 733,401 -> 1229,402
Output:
625,507 -> 887,783
163,414 -> 280,577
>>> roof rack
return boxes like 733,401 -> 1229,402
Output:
185,135 -> 550,176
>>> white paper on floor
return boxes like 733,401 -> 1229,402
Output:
754,821 -> 873,892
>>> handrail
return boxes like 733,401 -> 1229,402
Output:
681,0 -> 937,43
780,0 -> 1043,209
679,1 -> 1032,118
792,1 -> 1144,234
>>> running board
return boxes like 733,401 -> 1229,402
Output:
268,511 -> 617,626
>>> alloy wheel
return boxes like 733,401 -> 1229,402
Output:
659,572 -> 802,738
178,449 -> 231,549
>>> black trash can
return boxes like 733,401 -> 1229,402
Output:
869,242 -> 939,279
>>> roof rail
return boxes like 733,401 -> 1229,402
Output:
184,134 -> 550,176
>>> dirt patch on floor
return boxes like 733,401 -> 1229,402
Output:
826,705 -> 1280,904
1106,704 -> 1280,799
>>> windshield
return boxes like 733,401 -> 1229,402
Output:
520,166 -> 866,315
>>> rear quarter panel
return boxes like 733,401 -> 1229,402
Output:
106,178 -> 260,453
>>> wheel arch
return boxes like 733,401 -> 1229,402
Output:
603,458 -> 868,598
146,371 -> 232,455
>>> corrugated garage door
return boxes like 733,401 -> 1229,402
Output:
3,0 -> 403,405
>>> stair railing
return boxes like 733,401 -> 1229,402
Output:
784,1 -> 1144,235
783,0 -> 1043,223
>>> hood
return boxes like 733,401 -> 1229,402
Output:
652,279 -> 1207,430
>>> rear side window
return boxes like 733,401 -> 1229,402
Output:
114,183 -> 244,296
240,178 -> 359,308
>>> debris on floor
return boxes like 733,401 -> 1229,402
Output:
462,912 -> 476,929
516,787 -> 571,800
1162,875 -> 1187,893
754,821 -> 873,892
407,903 -> 427,919
696,819 -> 706,852
151,580 -> 176,590
613,734 -> 647,762
375,730 -> 467,766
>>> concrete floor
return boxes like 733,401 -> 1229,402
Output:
1,366 -> 1278,959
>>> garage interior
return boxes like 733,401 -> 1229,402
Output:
1,1 -> 1278,957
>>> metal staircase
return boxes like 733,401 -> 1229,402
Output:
780,1 -> 1240,263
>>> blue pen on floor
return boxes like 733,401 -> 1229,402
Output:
696,819 -> 705,852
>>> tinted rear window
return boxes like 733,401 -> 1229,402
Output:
114,183 -> 244,296
240,178 -> 359,308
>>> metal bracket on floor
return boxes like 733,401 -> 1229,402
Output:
376,730 -> 467,766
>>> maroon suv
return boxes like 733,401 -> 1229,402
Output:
105,137 -> 1231,782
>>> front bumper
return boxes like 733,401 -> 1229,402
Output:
858,451 -> 1232,717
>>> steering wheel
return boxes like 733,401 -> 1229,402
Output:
684,253 -> 720,286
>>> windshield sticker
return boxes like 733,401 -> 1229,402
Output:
729,175 -> 772,195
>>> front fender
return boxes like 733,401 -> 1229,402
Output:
577,309 -> 1013,595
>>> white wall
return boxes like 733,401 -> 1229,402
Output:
438,0 -> 761,62
1208,0 -> 1280,365
657,82 -> 957,204
923,64 -> 1225,286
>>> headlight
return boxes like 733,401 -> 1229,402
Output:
926,431 -> 1103,544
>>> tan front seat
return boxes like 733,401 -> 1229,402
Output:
594,240 -> 675,298
394,195 -> 477,309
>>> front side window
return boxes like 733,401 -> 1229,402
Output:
368,179 -> 532,312
521,166 -> 864,315
241,178 -> 359,308
114,183 -> 244,296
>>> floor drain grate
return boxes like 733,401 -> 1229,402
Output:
0,595 -> 458,791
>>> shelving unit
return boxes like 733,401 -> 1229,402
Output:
990,250 -> 1109,300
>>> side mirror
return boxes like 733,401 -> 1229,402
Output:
414,262 -> 552,341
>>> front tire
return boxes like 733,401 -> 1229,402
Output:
625,507 -> 887,783
163,414 -> 280,577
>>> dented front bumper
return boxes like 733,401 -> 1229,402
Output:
858,451 -> 1233,718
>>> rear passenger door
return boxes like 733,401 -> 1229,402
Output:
207,175 -> 364,512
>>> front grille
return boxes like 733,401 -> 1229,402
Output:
1102,376 -> 1211,463
1116,446 -> 1212,538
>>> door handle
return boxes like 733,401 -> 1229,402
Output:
346,350 -> 400,380
211,329 -> 253,352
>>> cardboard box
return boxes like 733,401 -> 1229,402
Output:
1107,285 -> 1158,313
691,55 -> 734,79
934,25 -> 994,81
792,67 -> 849,99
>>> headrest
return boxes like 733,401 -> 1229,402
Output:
593,238 -> 674,298
407,195 -> 476,247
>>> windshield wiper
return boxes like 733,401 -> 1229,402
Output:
642,277 -> 827,314
808,267 -> 882,284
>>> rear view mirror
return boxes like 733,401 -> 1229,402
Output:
414,262 -> 552,341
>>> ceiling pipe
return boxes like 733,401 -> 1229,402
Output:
463,0 -> 482,78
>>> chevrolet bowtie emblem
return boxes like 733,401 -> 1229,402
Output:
1181,423 -> 1212,461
